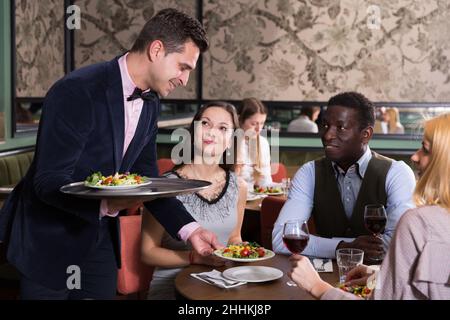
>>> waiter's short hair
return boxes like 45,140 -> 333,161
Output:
131,8 -> 208,54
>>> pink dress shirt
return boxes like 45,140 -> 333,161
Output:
99,53 -> 200,242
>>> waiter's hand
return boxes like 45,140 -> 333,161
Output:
106,199 -> 143,213
188,227 -> 224,256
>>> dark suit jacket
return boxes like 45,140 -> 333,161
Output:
0,57 -> 195,290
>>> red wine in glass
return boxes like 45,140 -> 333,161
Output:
364,204 -> 387,263
364,216 -> 387,234
282,220 -> 309,286
283,234 -> 309,254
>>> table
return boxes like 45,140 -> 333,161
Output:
175,254 -> 339,300
245,195 -> 286,212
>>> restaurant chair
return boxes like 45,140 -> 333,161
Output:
260,196 -> 317,250
125,158 -> 175,215
157,158 -> 175,176
270,162 -> 287,183
117,215 -> 154,299
260,196 -> 287,250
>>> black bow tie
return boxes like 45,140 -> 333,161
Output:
127,87 -> 158,102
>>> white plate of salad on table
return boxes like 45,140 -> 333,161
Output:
214,242 -> 275,262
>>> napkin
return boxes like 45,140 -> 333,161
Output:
190,269 -> 246,288
310,258 -> 333,272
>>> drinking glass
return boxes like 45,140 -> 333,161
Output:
336,248 -> 364,284
282,220 -> 309,286
281,178 -> 291,197
364,204 -> 387,263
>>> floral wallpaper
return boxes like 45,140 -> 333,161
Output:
202,0 -> 450,102
15,0 -> 65,97
14,0 -> 450,103
73,0 -> 198,99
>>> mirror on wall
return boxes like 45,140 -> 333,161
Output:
266,104 -> 450,138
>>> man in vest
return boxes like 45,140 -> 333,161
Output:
272,92 -> 416,262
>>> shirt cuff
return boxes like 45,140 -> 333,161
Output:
178,222 -> 201,242
99,199 -> 119,219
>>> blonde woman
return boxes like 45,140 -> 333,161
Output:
289,113 -> 450,300
142,102 -> 247,300
237,97 -> 273,189
383,107 -> 405,134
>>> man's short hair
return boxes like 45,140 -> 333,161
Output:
327,92 -> 375,130
131,8 -> 209,54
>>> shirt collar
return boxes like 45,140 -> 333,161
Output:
118,52 -> 137,98
118,52 -> 151,99
332,146 -> 372,178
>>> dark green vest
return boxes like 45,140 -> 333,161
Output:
311,152 -> 393,238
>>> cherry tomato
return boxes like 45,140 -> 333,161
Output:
240,248 -> 250,257
257,248 -> 265,257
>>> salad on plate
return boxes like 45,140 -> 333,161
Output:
84,172 -> 150,189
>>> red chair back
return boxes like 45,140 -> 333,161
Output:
157,158 -> 175,176
271,163 -> 287,183
117,215 -> 154,296
260,197 -> 287,250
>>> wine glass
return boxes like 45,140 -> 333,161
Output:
282,220 -> 309,286
363,204 -> 387,263
281,178 -> 291,197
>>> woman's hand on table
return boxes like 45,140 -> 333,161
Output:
289,255 -> 333,299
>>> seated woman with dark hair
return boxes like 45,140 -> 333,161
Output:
289,113 -> 450,300
142,102 -> 247,300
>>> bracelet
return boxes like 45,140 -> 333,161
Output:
189,250 -> 194,265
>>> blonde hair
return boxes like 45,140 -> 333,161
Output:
414,113 -> 450,211
386,107 -> 401,133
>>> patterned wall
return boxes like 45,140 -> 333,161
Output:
15,0 -> 65,97
73,0 -> 198,99
13,0 -> 450,102
202,0 -> 450,102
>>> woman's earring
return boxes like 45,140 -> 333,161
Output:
226,148 -> 231,157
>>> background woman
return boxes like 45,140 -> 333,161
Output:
237,97 -> 273,189
384,107 -> 405,134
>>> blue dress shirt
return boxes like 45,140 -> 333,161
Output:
272,147 -> 416,258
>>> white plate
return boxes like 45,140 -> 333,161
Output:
213,249 -> 275,262
223,266 -> 283,283
84,177 -> 152,190
246,193 -> 268,201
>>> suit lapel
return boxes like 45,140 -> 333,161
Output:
120,100 -> 154,172
105,58 -> 125,173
